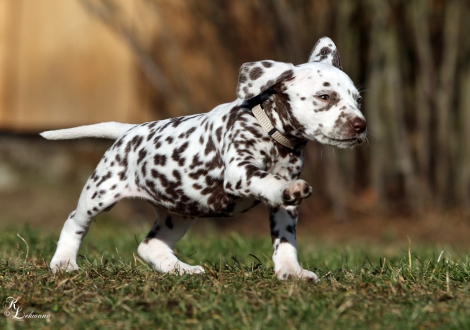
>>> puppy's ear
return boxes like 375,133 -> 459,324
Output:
236,60 -> 295,100
308,36 -> 342,70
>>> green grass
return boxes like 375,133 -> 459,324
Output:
1,221 -> 469,329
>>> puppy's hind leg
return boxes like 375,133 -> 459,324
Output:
50,175 -> 122,272
138,208 -> 204,275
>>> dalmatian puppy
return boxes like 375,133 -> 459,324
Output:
42,37 -> 366,281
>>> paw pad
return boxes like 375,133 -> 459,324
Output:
281,180 -> 312,205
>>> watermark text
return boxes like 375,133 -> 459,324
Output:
3,297 -> 51,320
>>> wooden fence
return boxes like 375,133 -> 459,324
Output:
1,0 -> 469,215
0,0 -> 153,131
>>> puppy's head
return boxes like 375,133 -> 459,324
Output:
236,37 -> 366,149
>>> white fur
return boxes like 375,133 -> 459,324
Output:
41,122 -> 134,140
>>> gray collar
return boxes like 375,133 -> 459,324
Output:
251,104 -> 307,152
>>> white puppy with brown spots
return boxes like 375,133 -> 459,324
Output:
42,37 -> 366,281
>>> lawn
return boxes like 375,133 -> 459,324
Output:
1,219 -> 469,329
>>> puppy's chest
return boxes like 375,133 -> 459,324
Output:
265,147 -> 304,180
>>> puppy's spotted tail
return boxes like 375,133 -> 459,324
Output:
40,122 -> 135,140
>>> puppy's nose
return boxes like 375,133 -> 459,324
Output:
352,117 -> 367,134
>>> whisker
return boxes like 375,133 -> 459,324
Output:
357,83 -> 367,93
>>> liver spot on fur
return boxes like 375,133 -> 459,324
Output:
320,47 -> 331,54
249,67 -> 264,80
261,61 -> 273,68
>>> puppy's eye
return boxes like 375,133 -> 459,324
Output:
318,94 -> 330,101
357,96 -> 362,103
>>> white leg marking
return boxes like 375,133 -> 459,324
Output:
137,210 -> 204,275
270,206 -> 319,282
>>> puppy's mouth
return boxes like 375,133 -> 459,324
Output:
322,134 -> 366,147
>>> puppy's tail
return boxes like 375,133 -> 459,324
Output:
40,122 -> 136,140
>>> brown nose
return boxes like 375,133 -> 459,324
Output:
352,117 -> 367,134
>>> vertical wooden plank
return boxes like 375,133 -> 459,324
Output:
384,26 -> 419,211
457,70 -> 470,209
435,0 -> 461,205
367,0 -> 388,211
408,0 -> 435,210
0,0 -> 23,128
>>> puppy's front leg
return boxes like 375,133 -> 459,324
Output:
224,158 -> 312,207
269,206 -> 319,281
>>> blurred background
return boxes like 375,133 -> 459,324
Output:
0,0 -> 469,247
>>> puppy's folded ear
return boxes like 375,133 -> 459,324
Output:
308,36 -> 342,70
236,60 -> 295,100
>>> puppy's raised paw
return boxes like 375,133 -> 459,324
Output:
281,180 -> 312,205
